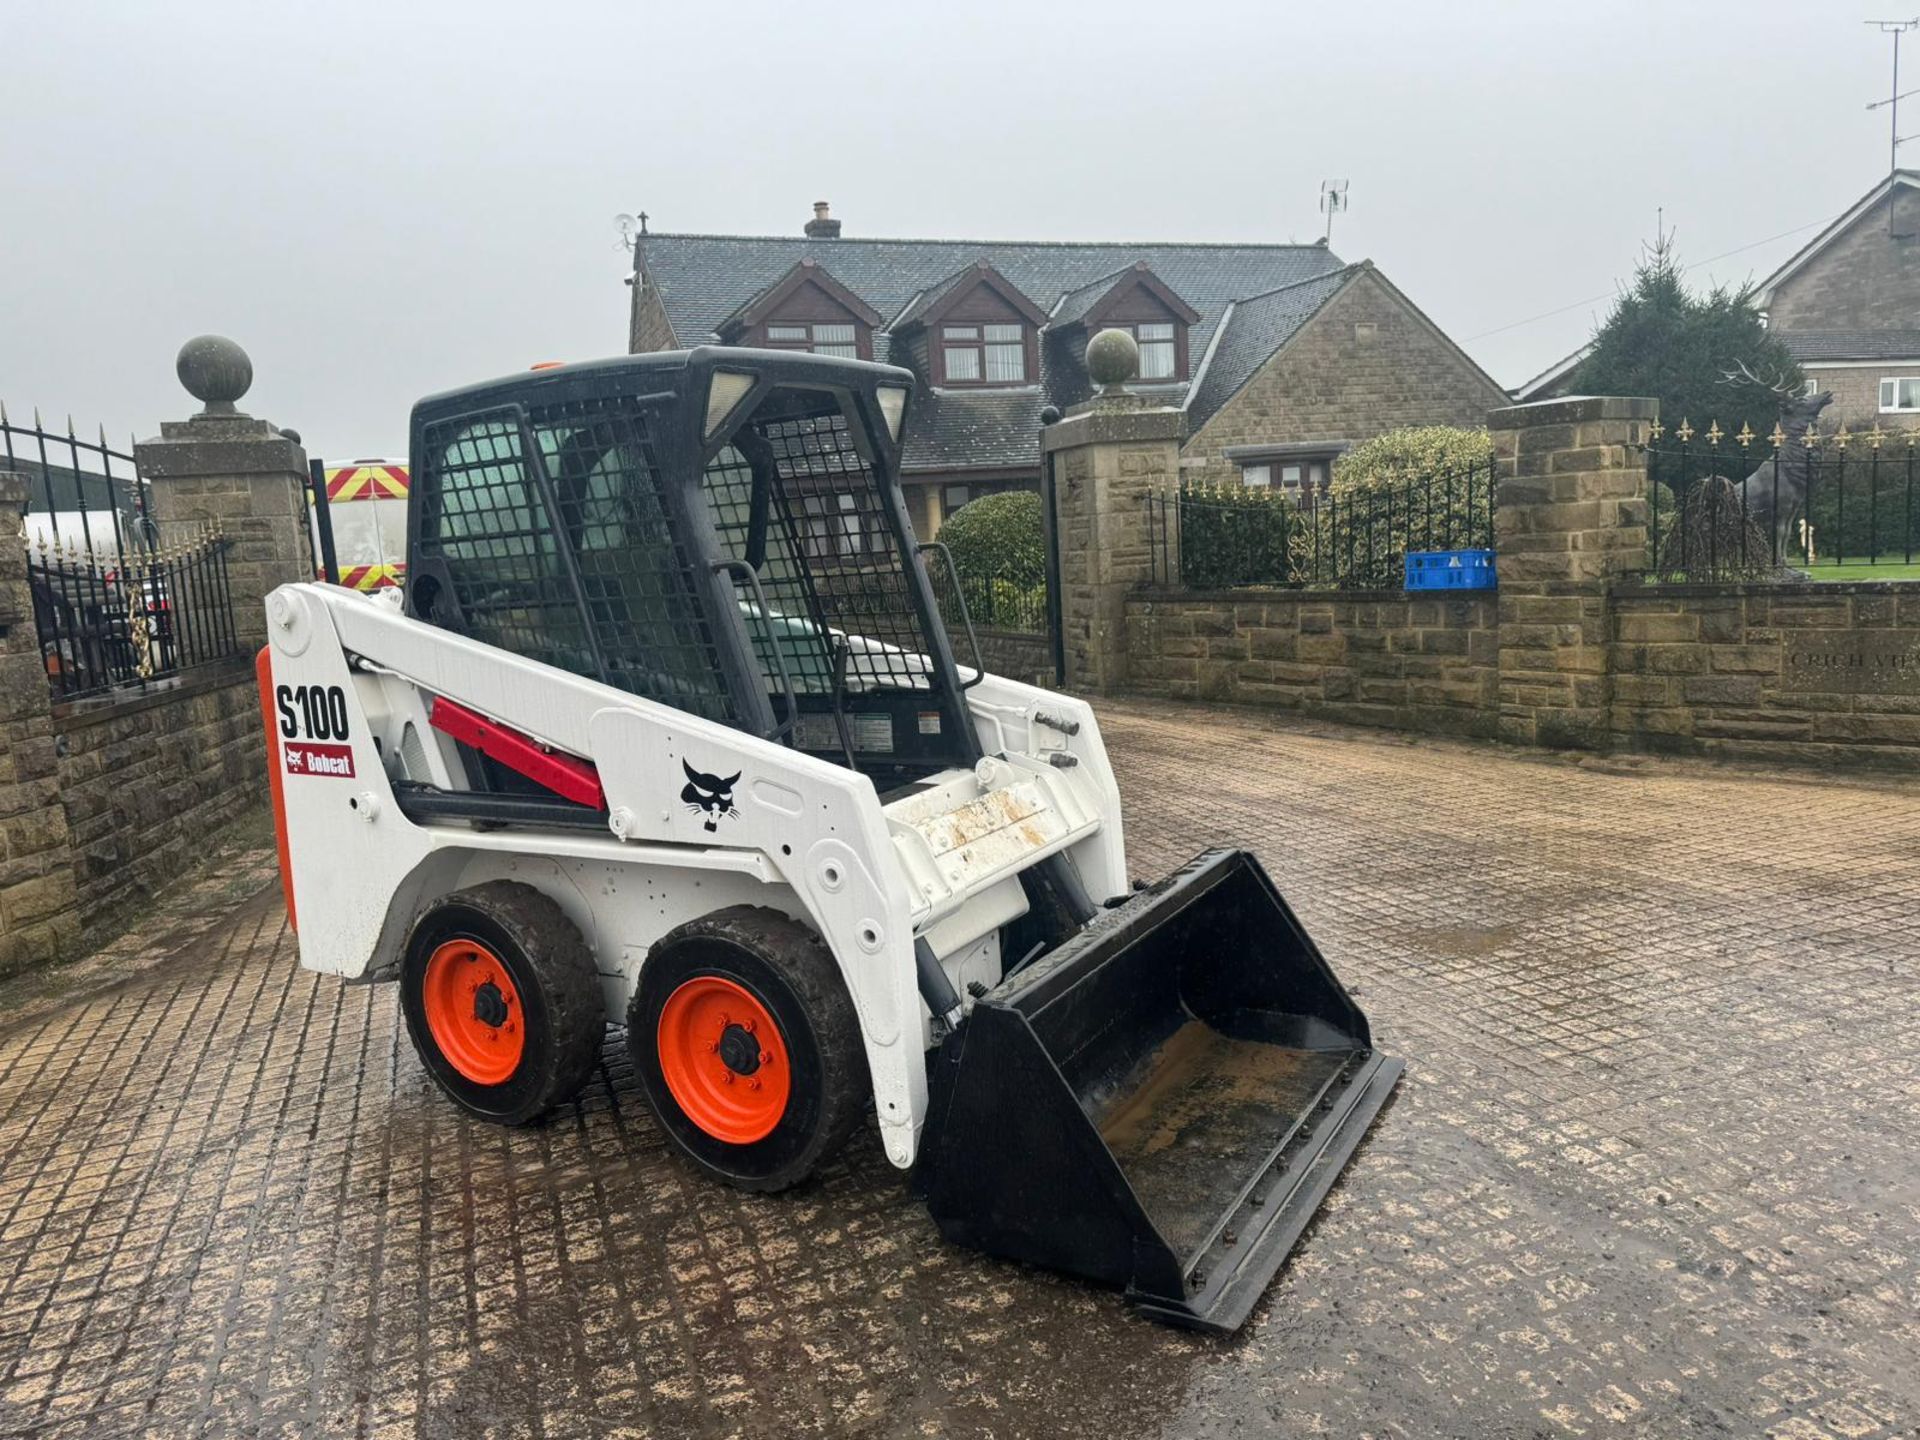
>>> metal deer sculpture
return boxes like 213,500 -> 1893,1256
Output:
1721,360 -> 1833,572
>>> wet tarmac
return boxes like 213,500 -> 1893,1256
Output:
0,698 -> 1915,1438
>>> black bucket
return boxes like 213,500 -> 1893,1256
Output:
914,848 -> 1402,1333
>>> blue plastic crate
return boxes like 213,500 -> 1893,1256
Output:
1404,549 -> 1496,591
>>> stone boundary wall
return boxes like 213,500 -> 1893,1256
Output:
973,627 -> 1053,687
53,665 -> 265,928
1063,395 -> 1920,769
1126,589 -> 1499,738
1612,584 -> 1920,769
1116,579 -> 1920,769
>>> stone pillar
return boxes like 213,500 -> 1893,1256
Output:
1042,331 -> 1185,692
0,473 -> 81,978
134,337 -> 312,654
1488,395 -> 1656,748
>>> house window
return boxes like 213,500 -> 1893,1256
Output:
801,492 -> 863,558
1102,320 -> 1185,381
1880,377 -> 1920,412
941,324 -> 1027,384
1238,456 -> 1334,498
943,484 -> 971,512
765,321 -> 860,358
1136,322 -> 1177,380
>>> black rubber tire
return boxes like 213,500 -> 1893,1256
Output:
400,881 -> 605,1125
628,906 -> 866,1193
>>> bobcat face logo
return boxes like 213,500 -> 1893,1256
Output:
681,760 -> 741,832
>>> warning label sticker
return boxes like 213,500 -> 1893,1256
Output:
283,741 -> 356,779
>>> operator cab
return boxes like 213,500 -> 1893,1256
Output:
404,349 -> 983,794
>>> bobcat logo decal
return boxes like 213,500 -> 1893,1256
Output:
681,760 -> 741,833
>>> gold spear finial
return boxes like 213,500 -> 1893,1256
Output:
1866,424 -> 1886,449
1832,423 -> 1851,450
1675,419 -> 1694,442
1648,417 -> 1665,441
1735,421 -> 1754,448
1705,421 -> 1723,446
1769,423 -> 1787,449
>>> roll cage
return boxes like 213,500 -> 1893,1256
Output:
403,348 -> 985,789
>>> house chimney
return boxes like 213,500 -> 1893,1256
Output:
805,201 -> 842,239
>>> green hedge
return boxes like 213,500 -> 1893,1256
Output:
938,491 -> 1046,588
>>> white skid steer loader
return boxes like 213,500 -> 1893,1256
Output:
260,348 -> 1401,1332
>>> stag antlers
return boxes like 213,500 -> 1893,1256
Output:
1717,358 -> 1800,395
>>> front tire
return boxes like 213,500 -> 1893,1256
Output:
629,906 -> 866,1193
400,881 -> 605,1125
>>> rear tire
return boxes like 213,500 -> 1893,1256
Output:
400,881 -> 605,1125
629,906 -> 865,1193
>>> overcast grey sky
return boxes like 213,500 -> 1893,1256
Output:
1,0 -> 1906,460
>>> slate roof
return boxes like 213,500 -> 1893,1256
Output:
635,232 -> 1347,475
1050,265 -> 1135,327
1782,330 -> 1920,363
886,262 -> 987,333
900,388 -> 1051,474
1185,268 -> 1357,431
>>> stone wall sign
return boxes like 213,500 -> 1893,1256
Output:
1780,630 -> 1920,695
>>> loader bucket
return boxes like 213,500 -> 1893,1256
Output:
914,848 -> 1402,1333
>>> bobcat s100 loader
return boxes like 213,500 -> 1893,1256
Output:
259,348 -> 1401,1332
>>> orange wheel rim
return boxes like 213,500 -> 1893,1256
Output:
657,976 -> 791,1144
422,938 -> 525,1085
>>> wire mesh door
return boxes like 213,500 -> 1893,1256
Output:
700,389 -> 972,777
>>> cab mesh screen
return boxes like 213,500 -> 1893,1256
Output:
702,395 -> 938,696
417,403 -> 738,725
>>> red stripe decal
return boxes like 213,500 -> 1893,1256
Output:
429,697 -> 606,810
256,649 -> 298,932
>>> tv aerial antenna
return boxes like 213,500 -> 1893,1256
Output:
1866,17 -> 1919,234
1319,180 -> 1349,246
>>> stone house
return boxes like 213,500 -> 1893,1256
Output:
1752,169 -> 1920,430
1519,170 -> 1920,431
627,204 -> 1506,535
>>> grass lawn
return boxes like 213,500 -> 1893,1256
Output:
1802,562 -> 1920,582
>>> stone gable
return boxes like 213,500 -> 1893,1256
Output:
1770,184 -> 1920,331
1182,270 -> 1510,485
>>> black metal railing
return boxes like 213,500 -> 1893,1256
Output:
943,572 -> 1048,634
1644,420 -> 1920,582
28,536 -> 238,701
5,409 -> 243,700
1147,458 -> 1497,590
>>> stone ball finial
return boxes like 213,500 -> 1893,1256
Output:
176,335 -> 253,416
1085,327 -> 1139,389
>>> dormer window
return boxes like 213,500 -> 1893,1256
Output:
1062,264 -> 1201,384
766,322 -> 860,358
713,259 -> 882,361
895,261 -> 1049,389
942,323 -> 1028,384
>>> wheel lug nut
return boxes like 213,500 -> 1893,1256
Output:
721,1071 -> 734,1084
747,1079 -> 761,1091
706,1041 -> 718,1053
759,1052 -> 772,1066
743,1019 -> 756,1034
